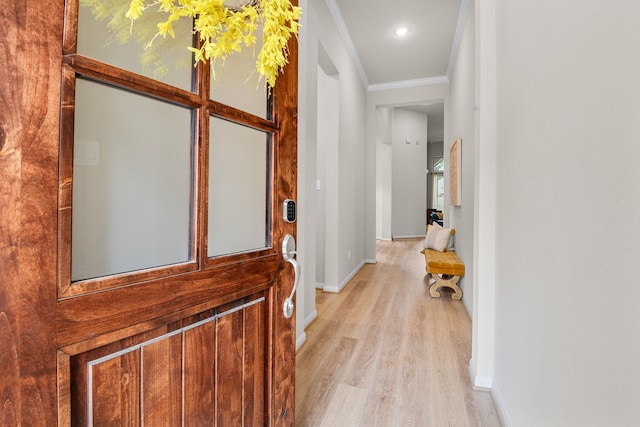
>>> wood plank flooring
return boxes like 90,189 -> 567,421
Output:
295,238 -> 501,426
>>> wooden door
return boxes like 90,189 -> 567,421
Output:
0,1 -> 297,425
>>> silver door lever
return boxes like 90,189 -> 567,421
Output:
282,234 -> 300,319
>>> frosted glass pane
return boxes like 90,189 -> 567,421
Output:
210,26 -> 268,118
208,118 -> 269,257
78,2 -> 193,91
72,79 -> 192,281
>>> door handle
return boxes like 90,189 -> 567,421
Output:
282,234 -> 300,319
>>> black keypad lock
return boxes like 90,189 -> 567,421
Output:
283,199 -> 296,223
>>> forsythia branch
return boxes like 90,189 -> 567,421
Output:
125,0 -> 301,87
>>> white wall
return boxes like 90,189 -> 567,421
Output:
315,64 -> 340,289
296,0 -> 367,344
296,0 -> 316,346
469,0 -> 497,393
366,83 -> 449,261
376,107 -> 393,241
489,1 -> 640,425
391,109 -> 428,238
315,65 -> 327,286
447,0 -> 476,316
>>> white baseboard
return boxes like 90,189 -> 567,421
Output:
295,310 -> 318,352
392,234 -> 426,239
295,331 -> 307,351
365,258 -> 377,264
467,361 -> 511,426
491,383 -> 512,427
467,359 -> 493,390
469,361 -> 512,427
315,282 -> 325,289
323,260 -> 366,293
304,309 -> 318,329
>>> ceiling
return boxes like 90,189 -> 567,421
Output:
327,0 -> 466,142
330,0 -> 464,87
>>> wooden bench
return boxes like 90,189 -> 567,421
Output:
420,248 -> 465,300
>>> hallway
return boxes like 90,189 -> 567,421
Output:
296,238 -> 501,426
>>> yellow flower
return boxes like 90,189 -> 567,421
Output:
125,0 -> 145,20
124,0 -> 301,87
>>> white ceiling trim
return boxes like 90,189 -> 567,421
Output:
368,75 -> 450,92
324,0 -> 370,88
446,0 -> 471,78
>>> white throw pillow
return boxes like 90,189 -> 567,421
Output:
423,224 -> 452,252
427,220 -> 455,250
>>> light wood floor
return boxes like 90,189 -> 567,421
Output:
295,238 -> 501,426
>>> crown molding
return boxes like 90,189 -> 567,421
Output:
446,0 -> 471,78
367,75 -> 450,92
324,0 -> 370,88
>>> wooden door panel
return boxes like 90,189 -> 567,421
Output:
215,298 -> 268,426
90,352 -> 141,426
217,309 -> 244,426
64,295 -> 268,426
243,300 -> 267,425
141,335 -> 182,426
183,320 -> 216,425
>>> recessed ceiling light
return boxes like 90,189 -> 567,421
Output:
395,27 -> 409,36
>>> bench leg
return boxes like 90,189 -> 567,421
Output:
429,274 -> 462,300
